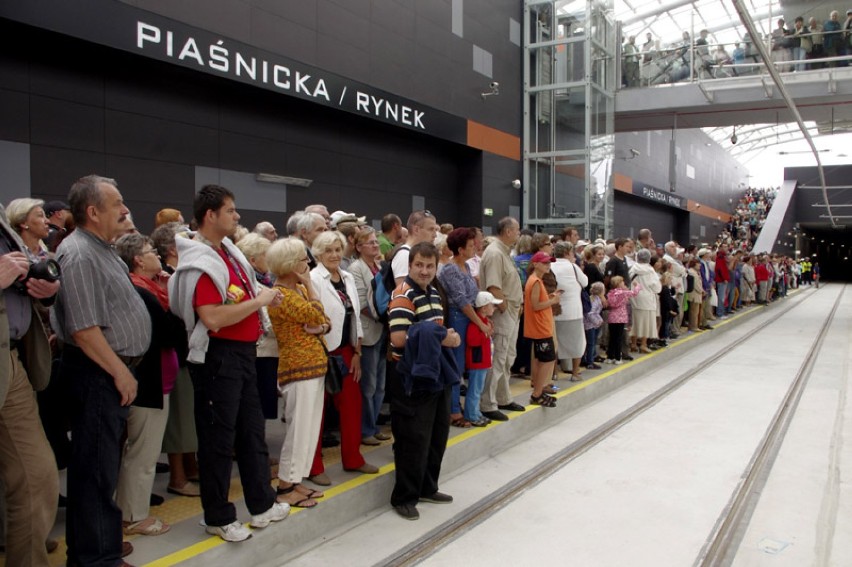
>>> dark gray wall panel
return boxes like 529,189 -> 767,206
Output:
30,97 -> 105,152
252,0 -> 318,29
29,145 -> 107,200
371,0 -> 416,37
251,10 -> 318,65
318,0 -> 371,53
105,110 -> 220,166
0,90 -> 30,142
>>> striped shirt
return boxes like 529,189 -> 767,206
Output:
52,228 -> 151,356
388,277 -> 443,360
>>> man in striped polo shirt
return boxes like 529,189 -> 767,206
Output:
387,242 -> 460,521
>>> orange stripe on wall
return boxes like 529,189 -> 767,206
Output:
613,173 -> 632,193
466,120 -> 521,161
687,200 -> 732,222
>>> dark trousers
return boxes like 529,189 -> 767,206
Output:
188,338 -> 275,527
511,313 -> 531,375
62,347 -> 128,567
607,323 -> 625,360
389,382 -> 451,507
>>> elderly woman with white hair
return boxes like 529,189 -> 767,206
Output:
550,241 -> 588,378
628,249 -> 662,353
6,198 -> 50,259
266,237 -> 330,507
309,231 -> 377,481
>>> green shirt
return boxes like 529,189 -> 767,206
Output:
378,232 -> 394,258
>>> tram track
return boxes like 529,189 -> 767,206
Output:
696,284 -> 846,567
382,285 -> 843,567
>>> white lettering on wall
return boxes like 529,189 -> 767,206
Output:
135,22 -> 426,130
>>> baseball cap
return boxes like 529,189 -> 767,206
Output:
474,291 -> 503,308
697,248 -> 710,258
44,200 -> 70,216
530,251 -> 556,264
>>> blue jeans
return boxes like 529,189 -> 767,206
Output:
726,280 -> 736,313
463,369 -> 487,422
62,346 -> 128,567
584,327 -> 599,366
360,330 -> 388,438
716,282 -> 728,318
447,307 -> 470,416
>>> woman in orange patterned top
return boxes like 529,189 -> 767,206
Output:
267,238 -> 330,508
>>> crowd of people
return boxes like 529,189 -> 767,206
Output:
1,176 -> 813,565
622,9 -> 852,88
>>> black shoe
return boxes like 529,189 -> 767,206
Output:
394,503 -> 420,520
420,491 -> 453,504
622,354 -> 634,361
497,402 -> 526,412
155,462 -> 170,474
482,410 -> 509,422
150,493 -> 164,506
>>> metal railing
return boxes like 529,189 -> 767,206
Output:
620,27 -> 852,89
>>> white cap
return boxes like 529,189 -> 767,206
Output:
475,291 -> 503,308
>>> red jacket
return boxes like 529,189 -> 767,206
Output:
754,262 -> 770,283
715,250 -> 730,283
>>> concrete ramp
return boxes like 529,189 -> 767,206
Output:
753,179 -> 797,254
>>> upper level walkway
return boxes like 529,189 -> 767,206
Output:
615,65 -> 852,132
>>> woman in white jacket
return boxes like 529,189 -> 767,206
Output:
628,249 -> 662,353
310,231 -> 378,477
550,241 -> 589,379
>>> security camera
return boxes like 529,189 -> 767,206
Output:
730,132 -> 738,145
511,179 -> 522,189
490,81 -> 499,89
630,148 -> 640,157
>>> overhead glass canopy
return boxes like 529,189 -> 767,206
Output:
606,0 -> 851,186
614,0 -> 777,49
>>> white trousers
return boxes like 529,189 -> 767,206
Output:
277,377 -> 325,484
116,395 -> 170,521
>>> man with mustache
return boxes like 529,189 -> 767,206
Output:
53,175 -> 152,566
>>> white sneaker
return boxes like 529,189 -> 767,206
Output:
613,359 -> 623,366
206,520 -> 252,542
250,501 -> 290,528
604,359 -> 614,364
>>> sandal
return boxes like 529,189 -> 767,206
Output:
123,517 -> 171,536
292,483 -> 324,499
451,418 -> 472,428
166,482 -> 200,497
530,393 -> 557,408
276,484 -> 318,508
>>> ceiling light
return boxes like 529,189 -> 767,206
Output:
256,173 -> 312,187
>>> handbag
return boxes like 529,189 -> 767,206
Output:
320,340 -> 348,395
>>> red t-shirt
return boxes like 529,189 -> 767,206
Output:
193,249 -> 261,342
465,313 -> 492,370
